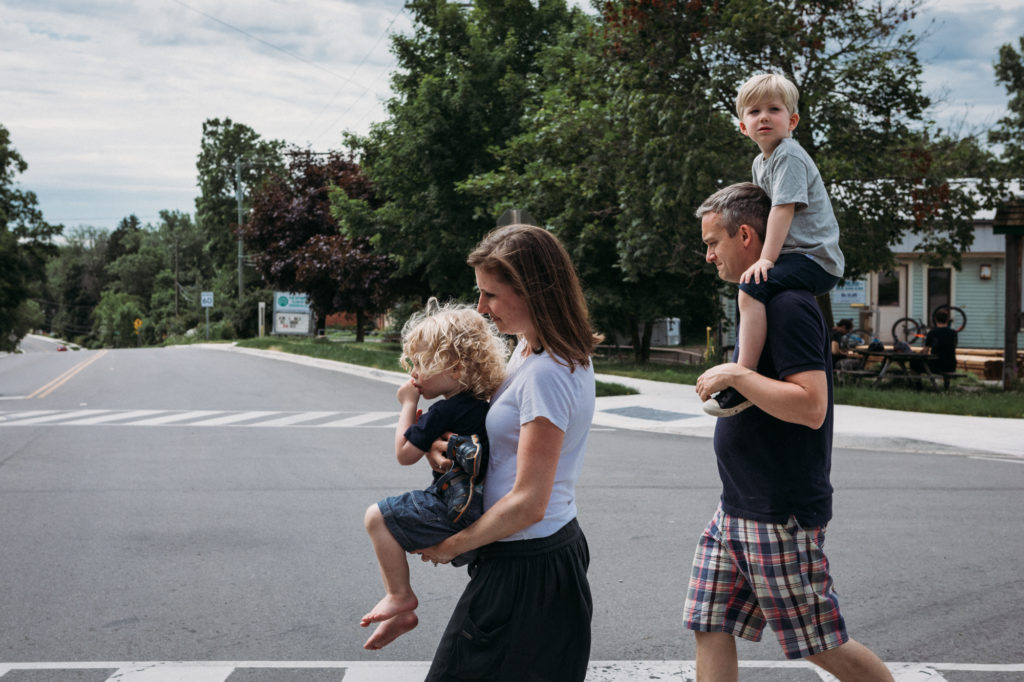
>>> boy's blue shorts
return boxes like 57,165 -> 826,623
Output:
739,253 -> 839,304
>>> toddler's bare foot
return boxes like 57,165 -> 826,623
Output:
363,611 -> 418,650
360,592 -> 418,627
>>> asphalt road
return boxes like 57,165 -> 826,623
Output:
0,344 -> 1021,677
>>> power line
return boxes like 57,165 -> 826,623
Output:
167,0 -> 379,96
304,4 -> 407,145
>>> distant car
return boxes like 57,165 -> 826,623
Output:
56,344 -> 68,351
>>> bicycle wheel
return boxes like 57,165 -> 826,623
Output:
933,304 -> 966,332
841,329 -> 871,349
891,317 -> 923,345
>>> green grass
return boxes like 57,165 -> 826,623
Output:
232,337 -> 1021,418
596,360 -> 706,385
236,336 -> 639,398
595,380 -> 639,397
832,384 -> 1024,419
594,358 -> 1024,419
237,335 -> 404,371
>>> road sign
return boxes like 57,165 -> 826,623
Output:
201,291 -> 214,308
273,292 -> 313,335
133,318 -> 142,334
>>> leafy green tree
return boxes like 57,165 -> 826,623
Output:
45,226 -> 110,344
461,12 -> 727,359
1,124 -> 62,350
243,149 -> 396,341
194,118 -> 285,285
105,220 -> 167,302
92,290 -> 144,348
991,36 -> 1024,180
340,0 -> 581,299
148,210 -> 212,339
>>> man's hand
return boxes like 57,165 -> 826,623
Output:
696,363 -> 752,401
740,258 -> 775,285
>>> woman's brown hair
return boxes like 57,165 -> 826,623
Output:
467,224 -> 603,370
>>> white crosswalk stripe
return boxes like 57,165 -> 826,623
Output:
0,409 -> 397,428
4,409 -> 113,424
0,660 -> 1020,680
61,409 -> 167,425
186,410 -> 281,426
316,411 -> 396,427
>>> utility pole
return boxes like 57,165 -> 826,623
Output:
235,157 -> 244,300
174,228 -> 179,318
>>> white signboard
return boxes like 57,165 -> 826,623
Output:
834,279 -> 867,306
201,291 -> 214,308
273,292 -> 313,335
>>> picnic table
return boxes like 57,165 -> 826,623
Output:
850,348 -> 939,387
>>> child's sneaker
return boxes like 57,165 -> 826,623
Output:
702,387 -> 752,417
447,434 -> 486,481
437,468 -> 476,525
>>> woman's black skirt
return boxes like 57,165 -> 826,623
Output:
425,518 -> 592,682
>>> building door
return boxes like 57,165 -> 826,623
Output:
927,267 -> 952,323
874,266 -> 907,341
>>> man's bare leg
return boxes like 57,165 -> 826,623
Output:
806,639 -> 894,682
694,631 -> 738,682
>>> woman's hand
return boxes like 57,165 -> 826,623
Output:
426,431 -> 454,474
414,539 -> 455,565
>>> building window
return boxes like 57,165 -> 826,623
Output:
877,270 -> 900,307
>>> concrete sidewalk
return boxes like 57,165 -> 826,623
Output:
594,373 -> 1022,459
211,344 -> 1021,459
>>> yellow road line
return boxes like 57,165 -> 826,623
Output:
28,350 -> 108,399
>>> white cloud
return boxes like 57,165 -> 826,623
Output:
0,0 -> 1020,229
1,0 -> 409,226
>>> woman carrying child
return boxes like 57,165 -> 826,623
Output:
416,223 -> 604,682
361,299 -> 508,650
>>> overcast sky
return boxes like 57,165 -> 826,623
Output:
1,0 -> 1021,232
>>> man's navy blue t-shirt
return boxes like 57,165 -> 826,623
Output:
713,289 -> 834,527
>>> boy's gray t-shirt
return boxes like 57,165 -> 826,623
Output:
752,137 -> 845,277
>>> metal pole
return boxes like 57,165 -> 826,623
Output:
236,158 -> 244,299
1004,234 -> 1021,389
174,231 -> 179,318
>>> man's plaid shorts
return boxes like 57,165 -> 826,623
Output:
683,506 -> 849,660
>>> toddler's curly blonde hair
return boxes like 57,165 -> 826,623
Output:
399,298 -> 509,401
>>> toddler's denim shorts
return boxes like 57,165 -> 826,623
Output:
378,479 -> 483,566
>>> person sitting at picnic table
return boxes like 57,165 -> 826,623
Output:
911,309 -> 958,376
829,319 -> 863,371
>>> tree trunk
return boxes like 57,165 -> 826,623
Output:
629,316 -> 641,363
640,320 -> 652,364
355,309 -> 366,343
632,319 -> 653,364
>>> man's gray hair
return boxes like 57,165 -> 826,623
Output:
695,183 -> 770,240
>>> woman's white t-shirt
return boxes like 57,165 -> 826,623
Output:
482,339 -> 596,540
